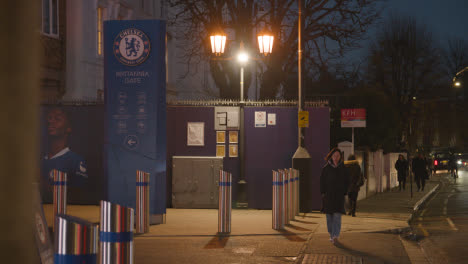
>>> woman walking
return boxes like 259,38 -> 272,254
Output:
320,148 -> 350,244
395,154 -> 408,191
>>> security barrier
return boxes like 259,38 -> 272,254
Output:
272,170 -> 284,230
292,169 -> 300,216
218,170 -> 232,233
273,168 -> 300,229
52,170 -> 67,230
136,170 -> 150,234
54,215 -> 98,264
281,170 -> 289,225
99,201 -> 134,264
287,169 -> 294,221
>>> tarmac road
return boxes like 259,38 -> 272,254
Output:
411,170 -> 468,264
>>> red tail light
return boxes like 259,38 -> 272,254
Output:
434,160 -> 438,166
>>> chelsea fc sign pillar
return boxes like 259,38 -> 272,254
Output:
104,20 -> 166,222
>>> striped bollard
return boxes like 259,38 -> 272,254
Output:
272,170 -> 284,230
281,170 -> 289,225
294,169 -> 300,216
136,170 -> 150,234
52,170 -> 67,230
287,169 -> 295,221
99,201 -> 134,264
218,170 -> 232,233
54,215 -> 98,264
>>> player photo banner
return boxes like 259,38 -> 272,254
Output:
104,20 -> 167,216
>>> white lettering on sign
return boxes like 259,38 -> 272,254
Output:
116,71 -> 150,78
341,108 -> 366,128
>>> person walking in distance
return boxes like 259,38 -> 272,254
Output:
412,153 -> 427,192
344,155 -> 365,217
395,154 -> 408,191
320,148 -> 350,244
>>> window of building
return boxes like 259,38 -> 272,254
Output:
42,0 -> 59,37
97,6 -> 104,56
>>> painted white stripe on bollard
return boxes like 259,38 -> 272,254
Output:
52,170 -> 67,230
99,201 -> 134,264
54,215 -> 98,263
287,169 -> 295,221
218,170 -> 232,233
136,170 -> 150,234
281,170 -> 289,225
272,170 -> 284,230
293,169 -> 300,216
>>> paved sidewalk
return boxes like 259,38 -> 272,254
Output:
42,175 -> 442,263
298,175 -> 441,264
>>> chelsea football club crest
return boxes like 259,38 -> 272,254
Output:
113,28 -> 151,66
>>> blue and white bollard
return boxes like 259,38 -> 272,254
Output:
136,170 -> 150,234
52,169 -> 67,230
287,169 -> 295,222
293,169 -> 300,216
99,201 -> 134,264
54,215 -> 98,264
218,170 -> 232,233
272,170 -> 284,230
281,169 -> 289,225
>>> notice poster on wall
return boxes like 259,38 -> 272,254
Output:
268,113 -> 276,125
229,131 -> 238,143
216,145 -> 225,157
187,122 -> 205,146
229,145 -> 238,157
216,131 -> 226,144
255,111 -> 266,127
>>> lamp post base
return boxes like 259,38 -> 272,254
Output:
292,147 -> 311,213
235,179 -> 248,208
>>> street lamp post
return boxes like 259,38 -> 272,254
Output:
210,32 -> 273,208
292,0 -> 312,214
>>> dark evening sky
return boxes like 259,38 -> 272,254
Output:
388,0 -> 468,41
345,0 -> 468,65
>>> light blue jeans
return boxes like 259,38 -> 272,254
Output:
326,213 -> 342,239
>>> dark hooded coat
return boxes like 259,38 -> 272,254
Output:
320,161 -> 350,214
395,159 -> 408,181
345,160 -> 364,193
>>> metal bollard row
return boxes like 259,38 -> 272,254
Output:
218,170 -> 232,234
287,169 -> 294,222
272,170 -> 284,230
136,170 -> 150,234
99,201 -> 134,264
281,169 -> 290,225
52,169 -> 67,230
293,169 -> 300,216
54,215 -> 98,264
272,168 -> 300,230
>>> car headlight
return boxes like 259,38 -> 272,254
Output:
457,160 -> 462,165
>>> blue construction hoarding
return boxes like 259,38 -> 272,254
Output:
104,20 -> 166,215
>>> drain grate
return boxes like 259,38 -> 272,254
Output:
302,254 -> 362,264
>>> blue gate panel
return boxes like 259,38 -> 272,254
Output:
104,20 -> 166,215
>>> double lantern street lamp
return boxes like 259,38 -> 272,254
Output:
209,33 -> 274,103
210,34 -> 274,57
209,33 -> 274,208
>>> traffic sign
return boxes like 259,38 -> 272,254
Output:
298,111 -> 309,128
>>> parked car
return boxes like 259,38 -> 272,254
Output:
432,152 -> 451,173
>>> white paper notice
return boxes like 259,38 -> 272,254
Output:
227,112 -> 239,127
255,111 -> 266,127
268,113 -> 276,125
187,122 -> 204,146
